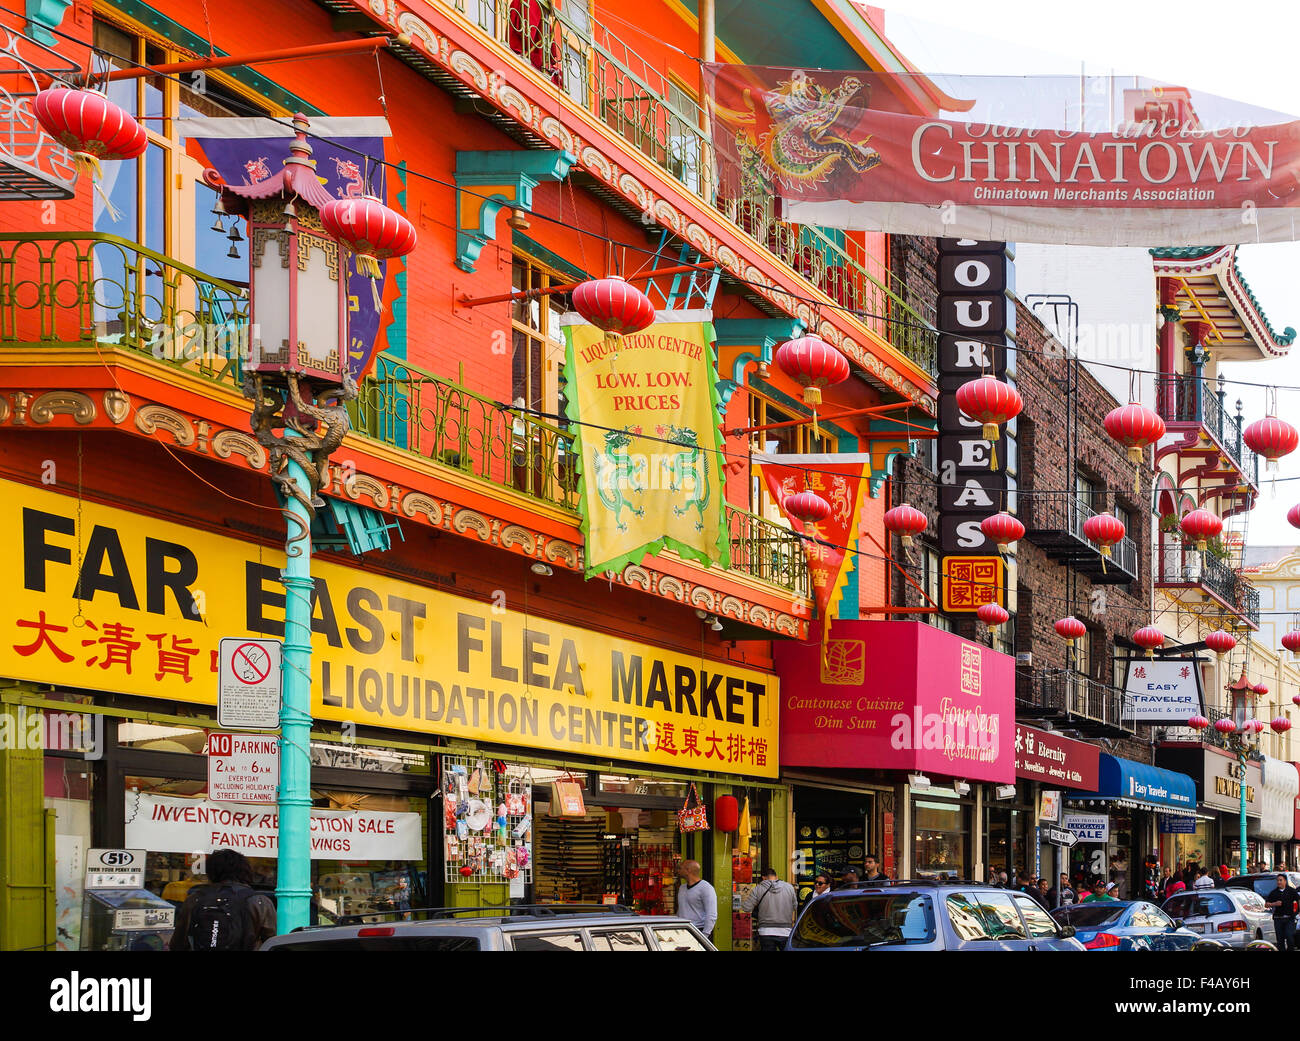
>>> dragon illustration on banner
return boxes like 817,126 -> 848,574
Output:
718,73 -> 882,192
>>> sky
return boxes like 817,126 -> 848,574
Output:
880,0 -> 1300,549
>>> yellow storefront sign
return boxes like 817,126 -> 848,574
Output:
3,480 -> 777,777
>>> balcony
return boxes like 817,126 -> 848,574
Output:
1156,545 -> 1261,628
1159,706 -> 1265,758
1016,667 -> 1135,737
0,30 -> 81,200
0,233 -> 810,600
1020,491 -> 1139,584
446,0 -> 938,375
1157,373 -> 1259,489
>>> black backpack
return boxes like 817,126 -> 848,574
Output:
185,883 -> 255,951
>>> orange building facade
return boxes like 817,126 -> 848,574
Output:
0,0 -> 944,950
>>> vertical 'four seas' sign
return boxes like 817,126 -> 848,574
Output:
935,238 -> 1013,611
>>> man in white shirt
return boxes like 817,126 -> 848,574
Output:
676,860 -> 717,942
1192,867 -> 1215,889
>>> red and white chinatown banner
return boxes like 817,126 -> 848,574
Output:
706,65 -> 1300,246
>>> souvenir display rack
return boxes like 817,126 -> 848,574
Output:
441,755 -> 533,885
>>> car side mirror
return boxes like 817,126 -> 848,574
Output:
1058,925 -> 1076,938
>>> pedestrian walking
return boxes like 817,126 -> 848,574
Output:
169,849 -> 277,951
740,867 -> 798,951
1265,873 -> 1299,951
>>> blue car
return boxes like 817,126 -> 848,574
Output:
1049,900 -> 1201,950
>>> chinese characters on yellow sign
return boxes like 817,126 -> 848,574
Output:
941,555 -> 1004,613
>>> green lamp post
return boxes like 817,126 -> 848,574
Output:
222,115 -> 353,934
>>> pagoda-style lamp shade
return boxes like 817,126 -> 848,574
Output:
220,115 -> 348,388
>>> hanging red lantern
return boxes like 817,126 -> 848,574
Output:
954,376 -> 1022,471
1133,625 -> 1165,658
1252,682 -> 1269,697
783,490 -> 831,524
1054,616 -> 1086,646
1293,695 -> 1300,708
33,86 -> 147,220
1288,503 -> 1300,530
1103,401 -> 1166,494
1204,629 -> 1237,659
1251,719 -> 1268,734
714,795 -> 739,832
321,195 -> 417,309
570,275 -> 656,348
1179,507 -> 1222,552
1283,631 -> 1300,657
1214,717 -> 1237,734
1272,717 -> 1293,734
977,602 -> 1009,628
1186,715 -> 1209,731
1082,512 -> 1126,573
1243,415 -> 1299,473
774,335 -> 851,440
980,512 -> 1025,553
884,503 -> 927,549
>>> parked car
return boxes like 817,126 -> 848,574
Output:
1050,900 -> 1201,950
1222,872 -> 1300,900
1162,888 -> 1272,947
786,881 -> 1085,950
261,905 -> 714,951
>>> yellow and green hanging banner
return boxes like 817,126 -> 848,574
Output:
561,310 -> 729,579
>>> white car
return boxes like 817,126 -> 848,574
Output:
1161,888 -> 1273,948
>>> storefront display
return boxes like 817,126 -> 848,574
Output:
912,787 -> 970,880
440,755 -> 533,886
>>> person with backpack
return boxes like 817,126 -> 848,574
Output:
169,849 -> 278,951
740,866 -> 798,951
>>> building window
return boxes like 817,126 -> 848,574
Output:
922,548 -> 953,633
510,253 -> 570,421
748,391 -> 832,520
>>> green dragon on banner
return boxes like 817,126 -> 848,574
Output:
657,424 -> 709,533
592,428 -> 646,533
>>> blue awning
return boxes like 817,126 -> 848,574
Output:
1068,754 -> 1197,817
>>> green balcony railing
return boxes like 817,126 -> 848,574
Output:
0,231 -> 248,387
449,0 -> 938,375
0,235 -> 809,598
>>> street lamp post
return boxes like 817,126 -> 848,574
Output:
1224,667 -> 1261,878
221,115 -> 353,934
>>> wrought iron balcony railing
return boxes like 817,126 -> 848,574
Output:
0,233 -> 809,597
1019,490 -> 1139,582
1155,545 -> 1259,626
1016,667 -> 1136,734
448,0 -> 938,375
1157,373 -> 1259,487
0,28 -> 82,200
1161,706 -> 1266,758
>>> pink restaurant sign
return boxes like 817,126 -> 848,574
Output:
773,621 -> 1015,784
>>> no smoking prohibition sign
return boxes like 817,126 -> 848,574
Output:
218,637 -> 283,730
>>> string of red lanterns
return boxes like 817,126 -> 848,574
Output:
883,503 -> 928,549
1102,400 -> 1165,494
1204,630 -> 1237,659
1179,507 -> 1222,552
1054,616 -> 1086,646
980,512 -> 1025,553
1132,625 -> 1165,658
1082,512 -> 1125,573
954,376 -> 1022,471
977,602 -> 1009,628
773,335 -> 851,440
571,276 -> 656,348
1243,414 -> 1299,474
783,490 -> 832,524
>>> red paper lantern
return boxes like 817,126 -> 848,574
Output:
1054,616 -> 1086,646
954,376 -> 1022,470
321,195 -> 417,308
1186,715 -> 1209,731
570,276 -> 656,345
1292,695 -> 1300,708
715,795 -> 739,832
1179,507 -> 1222,552
884,503 -> 928,549
1288,503 -> 1300,530
774,335 -> 851,438
1103,401 -> 1166,493
1204,629 -> 1237,659
977,602 -> 1009,628
783,490 -> 831,523
1243,415 -> 1299,473
1082,512 -> 1126,572
1133,625 -> 1165,658
33,87 -> 147,220
1214,717 -> 1237,734
1252,683 -> 1269,697
980,512 -> 1025,553
1271,717 -> 1293,734
1251,719 -> 1267,734
1283,631 -> 1300,657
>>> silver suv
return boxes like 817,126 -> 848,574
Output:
261,905 -> 715,951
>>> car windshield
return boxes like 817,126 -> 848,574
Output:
1051,903 -> 1126,927
790,892 -> 936,948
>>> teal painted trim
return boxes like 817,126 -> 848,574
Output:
454,149 -> 575,273
866,416 -> 929,497
836,432 -> 859,620
26,0 -> 71,46
511,233 -> 589,282
716,318 -> 806,409
104,0 -> 323,115
389,162 -> 409,364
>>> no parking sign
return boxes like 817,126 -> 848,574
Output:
218,637 -> 282,730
